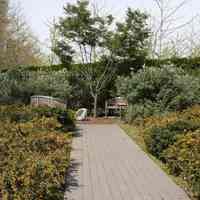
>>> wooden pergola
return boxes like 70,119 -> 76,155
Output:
105,97 -> 128,117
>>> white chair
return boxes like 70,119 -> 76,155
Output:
76,108 -> 87,121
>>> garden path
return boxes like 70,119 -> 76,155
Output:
64,124 -> 190,200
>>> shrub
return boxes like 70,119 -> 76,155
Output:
57,109 -> 75,130
145,126 -> 178,159
166,120 -> 199,132
145,57 -> 200,71
123,102 -> 161,123
163,132 -> 200,198
117,66 -> 200,121
0,68 -> 71,104
136,105 -> 200,198
144,119 -> 200,160
142,105 -> 200,158
32,106 -> 66,118
138,105 -> 200,131
0,104 -> 34,122
0,105 -> 75,130
0,105 -> 73,199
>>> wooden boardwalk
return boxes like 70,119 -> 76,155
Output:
64,124 -> 190,200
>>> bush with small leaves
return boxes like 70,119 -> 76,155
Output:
117,66 -> 200,121
137,105 -> 200,198
163,132 -> 200,198
144,119 -> 200,160
0,105 -> 73,199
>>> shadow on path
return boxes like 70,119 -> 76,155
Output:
71,127 -> 83,137
64,127 -> 83,200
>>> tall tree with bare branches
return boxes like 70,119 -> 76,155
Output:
0,2 -> 44,68
0,0 -> 9,65
55,0 -> 115,117
151,0 -> 194,58
5,4 -> 44,67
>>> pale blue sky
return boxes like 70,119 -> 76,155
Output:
11,0 -> 199,47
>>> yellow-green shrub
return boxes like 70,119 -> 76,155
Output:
163,132 -> 200,198
140,105 -> 200,130
144,119 -> 200,159
0,105 -> 72,199
136,105 -> 200,198
0,104 -> 75,132
142,106 -> 200,158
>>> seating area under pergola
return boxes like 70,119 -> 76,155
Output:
105,97 -> 128,117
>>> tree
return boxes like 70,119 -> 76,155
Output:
47,18 -> 60,65
151,0 -> 194,58
0,0 -> 9,66
111,8 -> 150,63
5,4 -> 44,67
55,0 -> 115,117
0,0 -> 8,41
0,2 -> 45,69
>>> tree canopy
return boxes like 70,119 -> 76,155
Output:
53,0 -> 150,116
111,8 -> 150,61
54,0 -> 116,117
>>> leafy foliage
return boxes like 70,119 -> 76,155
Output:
146,57 -> 200,71
54,0 -> 117,117
117,66 -> 200,122
163,133 -> 200,198
134,105 -> 200,199
0,68 -> 71,104
0,105 -> 75,130
55,0 -> 113,64
0,105 -> 73,199
143,105 -> 200,158
144,120 -> 200,159
145,126 -> 180,159
111,8 -> 150,62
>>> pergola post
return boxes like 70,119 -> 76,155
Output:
105,101 -> 108,117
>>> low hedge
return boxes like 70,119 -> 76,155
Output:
0,105 -> 73,199
1,56 -> 199,74
146,57 -> 200,70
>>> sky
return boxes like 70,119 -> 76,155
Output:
10,0 -> 200,50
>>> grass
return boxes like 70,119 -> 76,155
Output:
119,122 -> 194,200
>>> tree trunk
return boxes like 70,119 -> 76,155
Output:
93,94 -> 98,118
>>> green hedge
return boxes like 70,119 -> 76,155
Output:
1,56 -> 199,74
146,57 -> 200,69
115,57 -> 200,75
0,64 -> 69,73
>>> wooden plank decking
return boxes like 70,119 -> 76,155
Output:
64,124 -> 190,200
